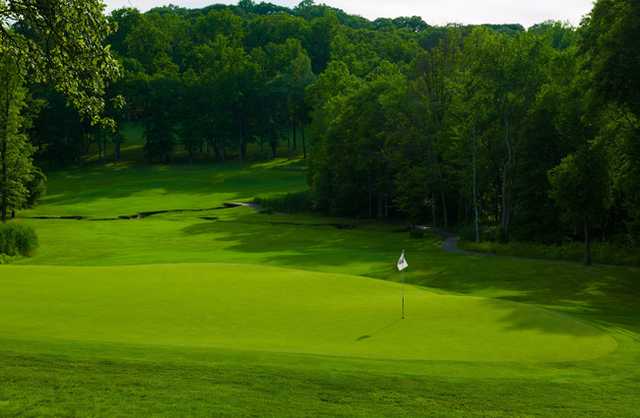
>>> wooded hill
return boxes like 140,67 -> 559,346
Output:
19,0 -> 640,252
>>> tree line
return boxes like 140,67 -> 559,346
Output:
304,0 -> 639,263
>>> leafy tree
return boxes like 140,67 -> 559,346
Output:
549,146 -> 610,265
143,74 -> 181,163
581,0 -> 640,116
581,0 -> 640,243
1,0 -> 120,125
0,56 -> 35,222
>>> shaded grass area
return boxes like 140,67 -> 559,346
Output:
459,239 -> 640,267
21,159 -> 307,217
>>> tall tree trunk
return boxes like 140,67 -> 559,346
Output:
368,171 -> 373,219
301,125 -> 307,159
211,138 -> 220,160
114,142 -> 121,162
472,129 -> 480,243
292,118 -> 297,152
500,116 -> 513,242
287,127 -> 291,153
584,219 -> 592,266
239,115 -> 246,162
384,193 -> 389,218
440,191 -> 449,229
1,134 -> 6,224
1,76 -> 8,224
431,193 -> 438,228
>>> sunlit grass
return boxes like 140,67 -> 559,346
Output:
2,161 -> 640,416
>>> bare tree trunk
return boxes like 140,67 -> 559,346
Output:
301,125 -> 307,159
584,219 -> 592,266
368,171 -> 373,218
431,193 -> 438,228
270,138 -> 277,159
384,194 -> 389,218
440,191 -> 449,229
115,143 -> 120,162
239,117 -> 246,162
292,119 -> 297,152
472,129 -> 480,243
500,116 -> 513,242
1,76 -> 9,224
1,134 -> 6,224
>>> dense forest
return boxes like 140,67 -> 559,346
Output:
2,0 -> 640,263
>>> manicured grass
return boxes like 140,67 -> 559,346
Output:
0,264 -> 616,362
2,161 -> 640,416
21,159 -> 307,217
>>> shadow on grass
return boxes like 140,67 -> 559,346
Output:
181,213 -> 640,336
34,161 -> 307,212
356,319 -> 404,342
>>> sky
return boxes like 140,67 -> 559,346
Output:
104,0 -> 595,28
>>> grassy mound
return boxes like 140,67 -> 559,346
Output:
1,264 -> 616,362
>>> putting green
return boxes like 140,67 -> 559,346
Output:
0,264 -> 616,362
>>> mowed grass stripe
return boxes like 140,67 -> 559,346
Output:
1,264 -> 616,362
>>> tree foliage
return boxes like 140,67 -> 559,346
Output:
10,0 -> 639,255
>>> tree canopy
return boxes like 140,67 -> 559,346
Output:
6,0 -> 639,259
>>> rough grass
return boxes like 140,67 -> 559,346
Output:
2,160 -> 640,417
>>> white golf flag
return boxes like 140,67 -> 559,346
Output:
397,250 -> 408,272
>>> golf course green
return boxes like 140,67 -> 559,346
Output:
2,160 -> 639,416
1,264 -> 616,362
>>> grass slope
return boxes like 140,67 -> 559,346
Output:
2,160 -> 640,416
22,159 -> 306,217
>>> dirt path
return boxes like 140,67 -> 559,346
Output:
422,227 -> 489,256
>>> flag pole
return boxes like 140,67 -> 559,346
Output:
397,250 -> 408,320
401,249 -> 405,320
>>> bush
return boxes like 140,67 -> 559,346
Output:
458,224 -> 499,242
254,191 -> 312,214
0,224 -> 39,257
458,239 -> 640,267
0,254 -> 19,264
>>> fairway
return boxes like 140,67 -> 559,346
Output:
1,264 -> 616,362
2,162 -> 640,417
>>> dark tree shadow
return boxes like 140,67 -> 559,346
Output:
180,213 -> 640,337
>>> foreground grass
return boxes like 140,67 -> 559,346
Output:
2,336 -> 639,418
2,161 -> 640,416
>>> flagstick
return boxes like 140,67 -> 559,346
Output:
401,270 -> 405,320
397,250 -> 408,320
401,250 -> 406,320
